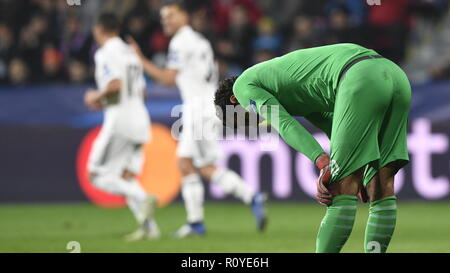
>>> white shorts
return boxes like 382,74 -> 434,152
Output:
177,112 -> 222,168
88,129 -> 144,176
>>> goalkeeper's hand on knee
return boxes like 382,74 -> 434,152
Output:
315,153 -> 332,206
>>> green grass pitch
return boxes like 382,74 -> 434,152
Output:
1,202 -> 449,253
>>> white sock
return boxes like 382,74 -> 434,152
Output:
211,168 -> 254,204
127,178 -> 148,202
181,173 -> 204,223
143,218 -> 156,232
126,178 -> 156,225
126,196 -> 145,224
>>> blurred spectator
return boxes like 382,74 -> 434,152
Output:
212,0 -> 261,35
102,0 -> 139,19
325,0 -> 367,26
401,0 -> 450,83
253,17 -> 281,54
191,7 -> 217,41
9,58 -> 29,85
217,4 -> 256,68
17,18 -> 44,82
42,44 -> 64,82
0,23 -> 14,83
124,12 -> 152,57
149,30 -> 169,67
67,59 -> 89,84
146,0 -> 164,19
258,0 -> 302,33
324,6 -> 363,45
60,15 -> 93,66
253,49 -> 275,64
431,64 -> 450,81
430,46 -> 450,81
299,0 -> 329,17
217,58 -> 242,80
285,15 -> 321,52
367,0 -> 413,63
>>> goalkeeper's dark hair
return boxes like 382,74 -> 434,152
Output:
96,13 -> 120,33
214,76 -> 238,124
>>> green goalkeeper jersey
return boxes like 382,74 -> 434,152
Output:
233,43 -> 378,162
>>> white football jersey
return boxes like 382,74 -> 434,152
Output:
94,37 -> 150,143
167,26 -> 218,114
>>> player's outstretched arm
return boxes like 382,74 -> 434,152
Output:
140,57 -> 178,86
127,36 -> 178,86
234,83 -> 334,205
261,97 -> 333,205
257,96 -> 325,162
232,81 -> 327,162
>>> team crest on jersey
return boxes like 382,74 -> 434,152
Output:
168,50 -> 178,63
103,64 -> 111,77
249,100 -> 257,113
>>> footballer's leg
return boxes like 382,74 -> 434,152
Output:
115,143 -> 160,241
88,135 -> 148,200
121,144 -> 160,241
122,169 -> 160,241
88,136 -> 158,240
316,169 -> 363,253
173,110 -> 207,238
93,170 -> 158,241
172,156 -> 206,238
363,58 -> 411,253
200,165 -> 254,205
197,128 -> 268,232
199,165 -> 267,232
363,163 -> 398,253
316,57 -> 397,253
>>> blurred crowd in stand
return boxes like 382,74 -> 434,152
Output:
0,0 -> 449,86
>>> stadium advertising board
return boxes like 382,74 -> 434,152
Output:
0,83 -> 449,204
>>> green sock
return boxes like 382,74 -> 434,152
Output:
316,195 -> 358,253
364,196 -> 397,253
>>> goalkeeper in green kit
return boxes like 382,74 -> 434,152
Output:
214,43 -> 411,253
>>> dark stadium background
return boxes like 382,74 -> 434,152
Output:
0,1 -> 449,207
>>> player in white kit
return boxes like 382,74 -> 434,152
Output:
84,14 -> 159,241
128,0 -> 267,237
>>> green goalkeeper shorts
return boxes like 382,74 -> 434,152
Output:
329,57 -> 411,186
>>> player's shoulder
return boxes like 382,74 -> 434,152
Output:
232,72 -> 257,108
94,45 -> 107,63
237,63 -> 263,81
95,37 -> 127,61
106,37 -> 128,54
234,69 -> 254,93
233,62 -> 270,95
171,26 -> 210,49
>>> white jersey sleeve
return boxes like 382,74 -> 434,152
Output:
166,38 -> 188,71
94,50 -> 122,91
